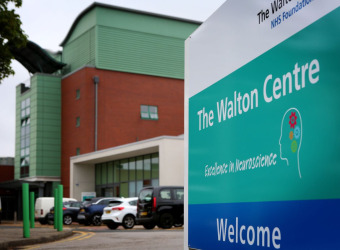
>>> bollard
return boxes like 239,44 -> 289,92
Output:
54,188 -> 58,229
29,192 -> 35,228
22,183 -> 30,238
57,185 -> 63,231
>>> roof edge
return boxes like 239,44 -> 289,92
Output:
60,2 -> 202,46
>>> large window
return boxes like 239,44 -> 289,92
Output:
95,153 -> 159,197
140,105 -> 158,120
20,98 -> 30,178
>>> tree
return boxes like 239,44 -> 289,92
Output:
0,0 -> 27,83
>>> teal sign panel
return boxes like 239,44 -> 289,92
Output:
188,5 -> 340,250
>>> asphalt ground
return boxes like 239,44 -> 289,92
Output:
0,221 -> 73,249
0,221 -> 183,249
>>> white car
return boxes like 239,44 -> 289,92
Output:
101,197 -> 138,229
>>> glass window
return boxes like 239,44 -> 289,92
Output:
151,179 -> 159,187
129,159 -> 136,181
120,160 -> 128,182
129,182 -> 136,197
174,188 -> 184,200
151,154 -> 159,179
101,164 -> 107,185
120,182 -> 128,198
140,105 -> 158,120
140,105 -> 149,119
76,89 -> 80,100
95,153 -> 159,198
144,155 -> 151,180
149,106 -> 158,119
114,162 -> 120,183
129,200 -> 137,206
76,117 -> 80,127
21,98 -> 30,118
136,156 -> 143,180
107,162 -> 114,183
76,148 -> 80,155
98,199 -> 111,205
139,189 -> 153,202
96,164 -> 101,185
160,189 -> 171,200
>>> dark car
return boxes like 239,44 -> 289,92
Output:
77,197 -> 122,226
47,201 -> 83,225
136,186 -> 184,229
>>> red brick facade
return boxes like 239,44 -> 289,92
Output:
61,67 -> 184,196
0,165 -> 14,183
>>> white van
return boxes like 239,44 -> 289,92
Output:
35,197 -> 77,224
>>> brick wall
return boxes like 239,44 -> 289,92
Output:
61,67 -> 184,196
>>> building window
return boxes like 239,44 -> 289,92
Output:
95,153 -> 159,198
76,89 -> 80,100
76,148 -> 80,155
20,98 -> 30,178
21,98 -> 30,118
76,117 -> 80,127
140,105 -> 158,120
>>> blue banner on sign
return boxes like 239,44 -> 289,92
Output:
188,199 -> 340,249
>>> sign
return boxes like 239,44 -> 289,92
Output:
185,0 -> 340,249
81,192 -> 96,201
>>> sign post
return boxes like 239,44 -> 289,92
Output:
185,1 -> 340,249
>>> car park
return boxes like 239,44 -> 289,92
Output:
77,197 -> 123,226
47,201 -> 83,225
136,186 -> 184,229
35,197 -> 77,224
101,197 -> 138,230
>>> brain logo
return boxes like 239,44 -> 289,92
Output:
279,108 -> 303,178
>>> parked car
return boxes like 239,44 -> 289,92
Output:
101,197 -> 138,230
35,197 -> 77,225
136,186 -> 184,229
77,197 -> 122,226
46,201 -> 83,225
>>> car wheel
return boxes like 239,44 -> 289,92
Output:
92,214 -> 102,226
122,215 -> 135,229
159,213 -> 174,229
107,222 -> 119,230
143,223 -> 156,230
63,215 -> 73,225
174,223 -> 183,227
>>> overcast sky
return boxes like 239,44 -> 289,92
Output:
0,0 -> 226,157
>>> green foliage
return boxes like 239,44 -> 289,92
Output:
0,0 -> 27,83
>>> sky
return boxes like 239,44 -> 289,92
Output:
0,0 -> 226,157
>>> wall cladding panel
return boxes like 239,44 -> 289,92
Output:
97,26 -> 184,79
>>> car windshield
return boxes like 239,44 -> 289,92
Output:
139,189 -> 153,203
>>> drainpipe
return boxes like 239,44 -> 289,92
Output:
93,76 -> 99,151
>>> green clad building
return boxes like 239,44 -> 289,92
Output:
7,2 -> 200,208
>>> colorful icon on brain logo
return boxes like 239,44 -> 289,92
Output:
289,112 -> 297,128
294,126 -> 301,139
287,112 -> 299,153
291,140 -> 298,153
